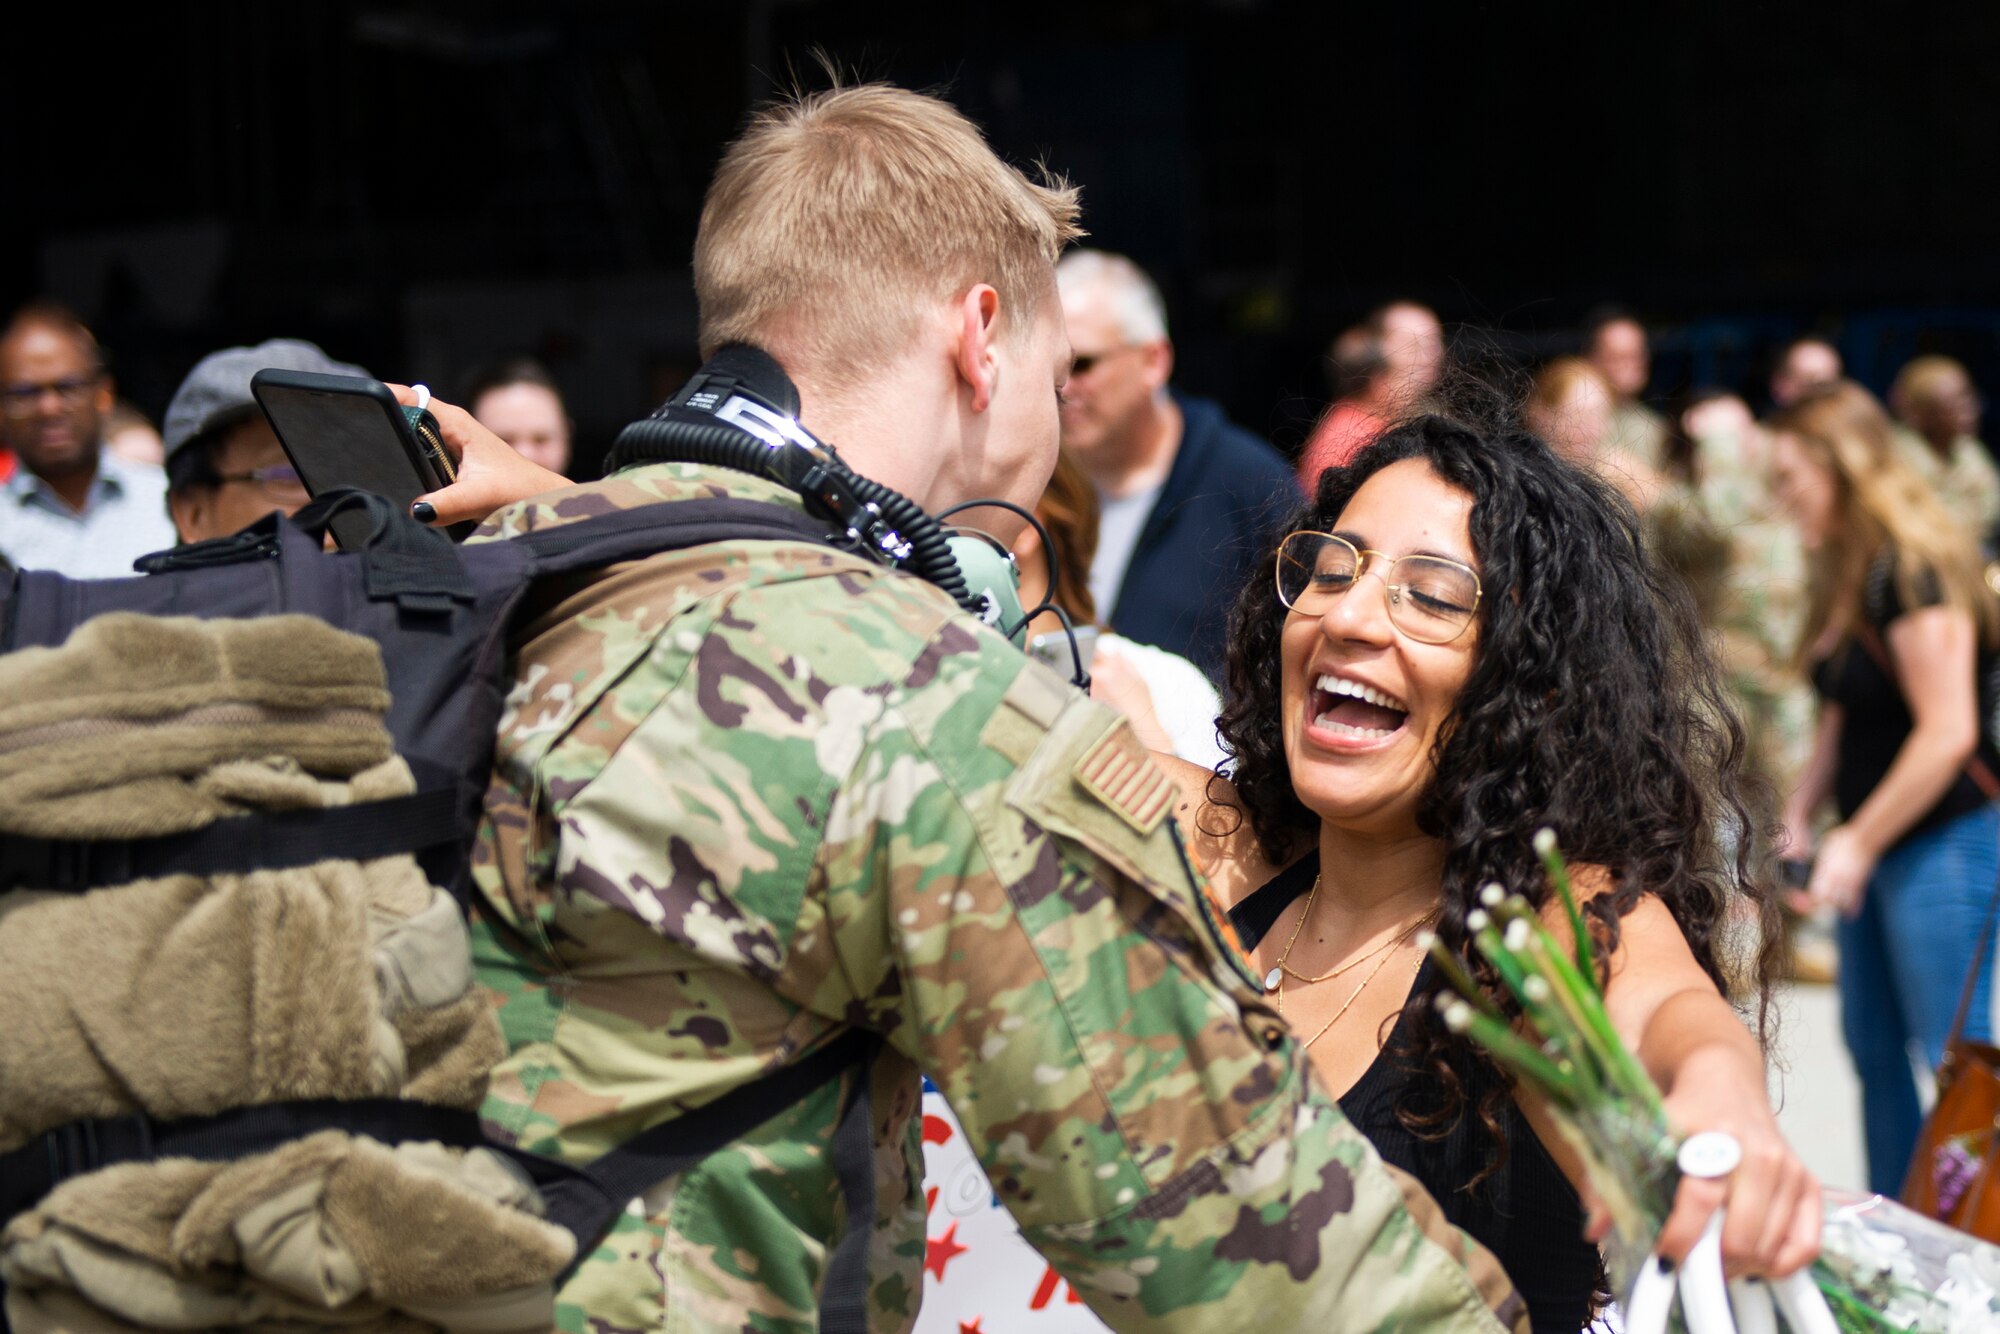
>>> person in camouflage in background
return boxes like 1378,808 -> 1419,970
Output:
441,84 -> 1529,1333
1680,391 -> 1815,796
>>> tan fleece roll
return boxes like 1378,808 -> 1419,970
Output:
0,614 -> 395,839
0,613 -> 573,1330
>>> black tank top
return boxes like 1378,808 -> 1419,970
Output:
1229,854 -> 1599,1333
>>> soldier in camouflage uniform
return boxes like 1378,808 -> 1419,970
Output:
452,84 -> 1528,1333
1648,392 -> 1824,800
1679,393 -> 1815,797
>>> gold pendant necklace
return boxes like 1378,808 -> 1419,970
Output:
1265,872 -> 1432,1011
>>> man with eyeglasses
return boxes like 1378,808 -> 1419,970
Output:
162,339 -> 366,544
0,302 -> 177,577
1054,249 -> 1298,684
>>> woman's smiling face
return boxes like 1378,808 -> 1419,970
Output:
1280,458 -> 1481,837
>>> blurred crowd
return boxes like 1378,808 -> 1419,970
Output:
2,289 -> 1990,785
1,288 -> 1988,796
3,269 -> 1995,1210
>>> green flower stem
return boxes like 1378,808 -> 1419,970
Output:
1424,937 -> 1505,1022
1443,1003 -> 1583,1102
1534,829 -> 1598,985
1468,916 -> 1533,1002
1475,899 -> 1608,1099
1808,1261 -> 1898,1333
1522,930 -> 1668,1123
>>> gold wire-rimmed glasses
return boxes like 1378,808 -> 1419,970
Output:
1275,530 -> 1483,645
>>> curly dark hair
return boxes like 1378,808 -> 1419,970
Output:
1215,406 -> 1781,1183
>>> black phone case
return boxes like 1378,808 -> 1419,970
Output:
250,370 -> 464,547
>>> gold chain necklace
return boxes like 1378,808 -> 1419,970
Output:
1297,914 -> 1434,1048
1266,874 -> 1427,1004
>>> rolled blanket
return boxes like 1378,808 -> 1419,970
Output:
0,614 -> 573,1331
0,613 -> 394,839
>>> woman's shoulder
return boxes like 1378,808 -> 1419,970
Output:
1866,541 -> 1952,625
1154,757 -> 1292,908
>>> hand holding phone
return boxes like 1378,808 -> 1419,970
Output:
386,384 -> 571,528
252,370 -> 461,547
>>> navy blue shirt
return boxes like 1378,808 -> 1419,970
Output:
1106,393 -> 1300,683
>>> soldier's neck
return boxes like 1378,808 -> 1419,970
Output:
794,366 -> 956,519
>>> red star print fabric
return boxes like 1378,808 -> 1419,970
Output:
914,1082 -> 1109,1332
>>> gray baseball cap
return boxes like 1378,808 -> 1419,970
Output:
163,338 -> 370,461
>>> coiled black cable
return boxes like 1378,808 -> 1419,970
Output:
607,406 -> 973,614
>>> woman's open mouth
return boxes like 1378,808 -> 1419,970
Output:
1310,673 -> 1410,740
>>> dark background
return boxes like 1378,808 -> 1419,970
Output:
8,0 -> 2000,475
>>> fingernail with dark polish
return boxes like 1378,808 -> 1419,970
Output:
1659,1259 -> 1676,1275
411,501 -> 436,523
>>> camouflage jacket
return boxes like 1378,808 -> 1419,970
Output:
1605,400 -> 1669,475
467,462 -> 1528,1334
1891,427 -> 2000,540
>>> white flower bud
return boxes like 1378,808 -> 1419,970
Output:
1533,827 -> 1558,857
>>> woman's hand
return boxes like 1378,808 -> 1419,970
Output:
1652,1045 -> 1822,1280
388,385 -> 570,527
1805,823 -> 1876,919
1580,896 -> 1821,1278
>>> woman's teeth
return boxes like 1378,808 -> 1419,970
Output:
1315,715 -> 1398,738
1312,674 -> 1409,738
1317,674 -> 1405,710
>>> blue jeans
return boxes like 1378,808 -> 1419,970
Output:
1837,800 -> 2000,1197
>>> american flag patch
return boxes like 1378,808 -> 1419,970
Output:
1074,724 -> 1175,836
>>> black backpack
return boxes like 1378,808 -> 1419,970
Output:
0,489 -> 878,1330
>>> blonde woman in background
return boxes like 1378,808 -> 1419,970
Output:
1772,379 -> 2000,1197
1890,354 -> 2000,539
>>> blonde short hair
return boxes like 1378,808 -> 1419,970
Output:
694,83 -> 1083,392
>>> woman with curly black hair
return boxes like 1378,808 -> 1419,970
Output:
1165,410 -> 1818,1331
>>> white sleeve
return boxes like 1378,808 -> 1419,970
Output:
1097,635 -> 1228,771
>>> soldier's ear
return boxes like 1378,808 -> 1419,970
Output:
954,284 -> 1002,415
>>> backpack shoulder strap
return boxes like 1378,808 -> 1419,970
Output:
0,789 -> 461,894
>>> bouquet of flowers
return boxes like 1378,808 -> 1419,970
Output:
1427,830 -> 2000,1333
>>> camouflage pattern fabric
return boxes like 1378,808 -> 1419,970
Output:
1605,400 -> 1669,475
1891,426 -> 2000,541
465,461 -> 1529,1334
1689,427 -> 1816,795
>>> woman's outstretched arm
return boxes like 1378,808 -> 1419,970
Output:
1807,605 -> 1980,916
1582,891 -> 1821,1280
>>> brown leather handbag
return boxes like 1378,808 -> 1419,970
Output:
1899,873 -> 2000,1240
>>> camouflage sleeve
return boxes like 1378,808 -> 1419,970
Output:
811,624 -> 1529,1333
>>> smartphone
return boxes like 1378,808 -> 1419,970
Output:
1780,857 -> 1814,890
1029,624 -> 1099,681
251,370 -> 458,549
